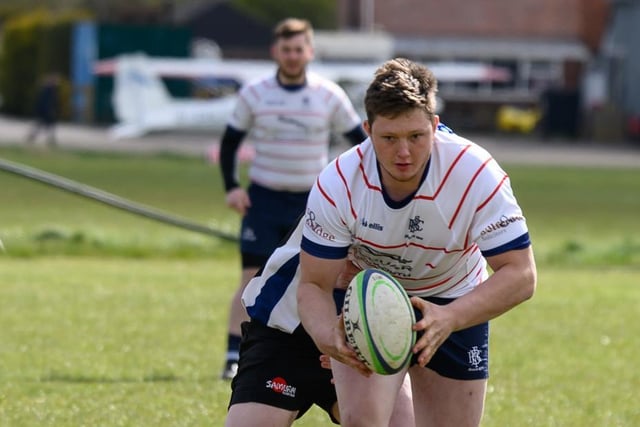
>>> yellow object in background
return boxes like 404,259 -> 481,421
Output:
496,105 -> 541,134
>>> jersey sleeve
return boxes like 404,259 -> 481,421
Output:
226,84 -> 254,131
326,83 -> 362,135
301,162 -> 353,259
469,161 -> 530,255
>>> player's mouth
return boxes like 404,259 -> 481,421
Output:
287,64 -> 303,73
281,64 -> 304,79
395,162 -> 412,172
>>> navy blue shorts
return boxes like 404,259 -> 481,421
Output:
413,297 -> 489,380
240,183 -> 308,267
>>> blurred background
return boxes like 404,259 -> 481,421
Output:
0,0 -> 638,144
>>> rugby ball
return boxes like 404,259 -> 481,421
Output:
343,268 -> 416,375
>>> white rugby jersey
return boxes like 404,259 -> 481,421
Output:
242,124 -> 530,333
228,72 -> 362,192
243,220 -> 307,333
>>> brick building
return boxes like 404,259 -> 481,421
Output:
338,0 -> 610,134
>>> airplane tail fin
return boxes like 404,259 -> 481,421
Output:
112,53 -> 172,126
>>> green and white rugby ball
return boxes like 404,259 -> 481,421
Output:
343,268 -> 416,375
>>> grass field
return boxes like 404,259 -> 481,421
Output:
1,146 -> 639,426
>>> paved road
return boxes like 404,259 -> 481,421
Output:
2,114 -> 639,168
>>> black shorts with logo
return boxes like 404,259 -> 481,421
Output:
228,320 -> 338,424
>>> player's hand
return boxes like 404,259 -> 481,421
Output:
320,312 -> 371,377
319,354 -> 332,370
225,187 -> 251,215
410,297 -> 454,367
318,355 -> 337,384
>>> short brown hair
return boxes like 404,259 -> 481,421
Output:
364,58 -> 438,125
273,18 -> 313,43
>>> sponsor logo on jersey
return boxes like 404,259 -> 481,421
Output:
265,97 -> 285,106
278,115 -> 309,130
360,218 -> 384,231
480,215 -> 524,240
305,209 -> 336,241
266,376 -> 297,398
353,246 -> 413,278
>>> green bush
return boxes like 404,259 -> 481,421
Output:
0,8 -> 92,118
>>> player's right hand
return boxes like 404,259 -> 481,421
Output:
225,187 -> 251,215
330,311 -> 372,377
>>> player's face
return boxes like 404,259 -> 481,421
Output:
365,109 -> 439,200
271,33 -> 314,84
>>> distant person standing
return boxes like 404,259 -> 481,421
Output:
218,17 -> 366,380
27,73 -> 60,147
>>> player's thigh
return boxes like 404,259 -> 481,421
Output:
239,266 -> 261,289
409,366 -> 486,427
332,360 -> 406,427
225,402 -> 297,427
389,373 -> 415,427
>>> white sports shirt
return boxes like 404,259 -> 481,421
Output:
242,124 -> 531,333
228,72 -> 362,192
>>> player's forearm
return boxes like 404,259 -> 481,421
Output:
219,125 -> 246,191
448,248 -> 537,331
297,281 -> 338,354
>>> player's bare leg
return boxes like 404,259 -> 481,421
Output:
389,373 -> 415,427
222,266 -> 259,380
225,403 -> 297,427
409,365 -> 486,427
332,359 -> 407,427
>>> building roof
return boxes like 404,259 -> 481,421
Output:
179,2 -> 272,59
395,36 -> 591,62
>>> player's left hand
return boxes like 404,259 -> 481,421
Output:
410,297 -> 454,367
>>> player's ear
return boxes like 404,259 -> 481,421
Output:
363,120 -> 371,136
432,115 -> 440,129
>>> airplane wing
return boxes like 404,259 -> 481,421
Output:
94,55 -> 275,85
94,53 -> 511,85
94,52 -> 512,139
309,61 -> 511,84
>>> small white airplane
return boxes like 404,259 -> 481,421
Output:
93,53 -> 511,139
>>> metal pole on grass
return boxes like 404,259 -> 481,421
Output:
0,157 -> 238,243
